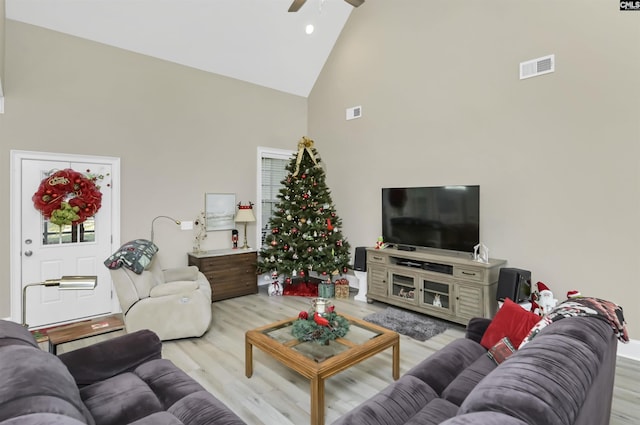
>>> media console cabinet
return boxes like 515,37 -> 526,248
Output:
366,247 -> 506,325
188,249 -> 258,301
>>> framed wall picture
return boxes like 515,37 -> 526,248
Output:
205,193 -> 236,231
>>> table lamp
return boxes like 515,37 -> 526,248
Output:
150,215 -> 181,242
22,275 -> 98,328
235,202 -> 255,249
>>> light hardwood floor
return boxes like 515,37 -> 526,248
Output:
58,287 -> 639,425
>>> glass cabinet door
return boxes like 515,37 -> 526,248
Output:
421,279 -> 453,313
390,272 -> 416,302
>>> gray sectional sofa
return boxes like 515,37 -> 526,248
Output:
0,297 -> 622,425
0,319 -> 246,425
332,315 -> 619,425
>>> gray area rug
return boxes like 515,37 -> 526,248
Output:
363,307 -> 460,341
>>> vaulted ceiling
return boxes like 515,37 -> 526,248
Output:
5,0 -> 356,97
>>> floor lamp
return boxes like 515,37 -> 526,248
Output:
150,215 -> 181,242
22,276 -> 98,328
235,203 -> 255,250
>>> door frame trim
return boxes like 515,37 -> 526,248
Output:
9,150 -> 121,323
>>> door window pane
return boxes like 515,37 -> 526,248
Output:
43,218 -> 95,245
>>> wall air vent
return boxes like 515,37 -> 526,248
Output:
346,105 -> 362,120
520,54 -> 555,80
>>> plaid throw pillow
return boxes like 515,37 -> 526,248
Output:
104,239 -> 159,274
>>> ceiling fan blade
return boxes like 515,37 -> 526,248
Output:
288,0 -> 307,12
344,0 -> 364,7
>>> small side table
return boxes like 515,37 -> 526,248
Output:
188,249 -> 258,301
47,314 -> 125,355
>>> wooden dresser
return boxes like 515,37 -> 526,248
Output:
187,249 -> 258,302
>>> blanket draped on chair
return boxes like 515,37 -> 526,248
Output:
103,239 -> 159,274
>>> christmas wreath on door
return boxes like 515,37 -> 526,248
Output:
32,168 -> 104,226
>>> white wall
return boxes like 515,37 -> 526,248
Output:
309,0 -> 640,338
1,0 -> 6,107
0,20 -> 307,318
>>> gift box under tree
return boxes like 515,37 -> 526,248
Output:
335,278 -> 349,299
319,281 -> 335,298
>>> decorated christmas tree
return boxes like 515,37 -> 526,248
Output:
258,137 -> 351,284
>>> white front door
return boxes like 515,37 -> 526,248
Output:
17,154 -> 117,328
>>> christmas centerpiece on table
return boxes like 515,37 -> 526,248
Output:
257,136 -> 352,296
291,298 -> 350,345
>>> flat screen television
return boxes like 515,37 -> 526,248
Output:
381,185 -> 480,254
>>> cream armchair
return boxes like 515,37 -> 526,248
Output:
109,258 -> 212,340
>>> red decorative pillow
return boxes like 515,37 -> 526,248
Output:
480,298 -> 541,350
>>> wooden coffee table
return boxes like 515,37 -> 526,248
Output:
245,312 -> 399,425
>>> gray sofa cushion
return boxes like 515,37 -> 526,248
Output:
441,412 -> 529,425
0,320 -> 246,425
441,354 -> 496,406
80,359 -> 244,425
0,320 -> 40,349
80,358 -> 246,425
127,412 -> 183,425
464,317 -> 491,344
458,316 -> 614,425
405,398 -> 459,425
1,413 -> 89,425
135,359 -> 207,408
404,337 -> 487,395
138,358 -> 246,424
59,329 -> 162,388
333,337 -> 488,425
332,313 -> 618,425
0,326 -> 94,425
332,374 -> 439,425
169,392 -> 249,425
81,372 -> 164,425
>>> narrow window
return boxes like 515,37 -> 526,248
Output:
257,147 -> 293,248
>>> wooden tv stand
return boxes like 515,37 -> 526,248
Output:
366,247 -> 506,325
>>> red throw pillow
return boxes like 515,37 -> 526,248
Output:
480,298 -> 541,349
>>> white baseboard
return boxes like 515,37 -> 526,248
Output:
617,339 -> 640,361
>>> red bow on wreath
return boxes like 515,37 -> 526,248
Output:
32,168 -> 103,226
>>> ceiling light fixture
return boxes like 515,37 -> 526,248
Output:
305,24 -> 315,35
